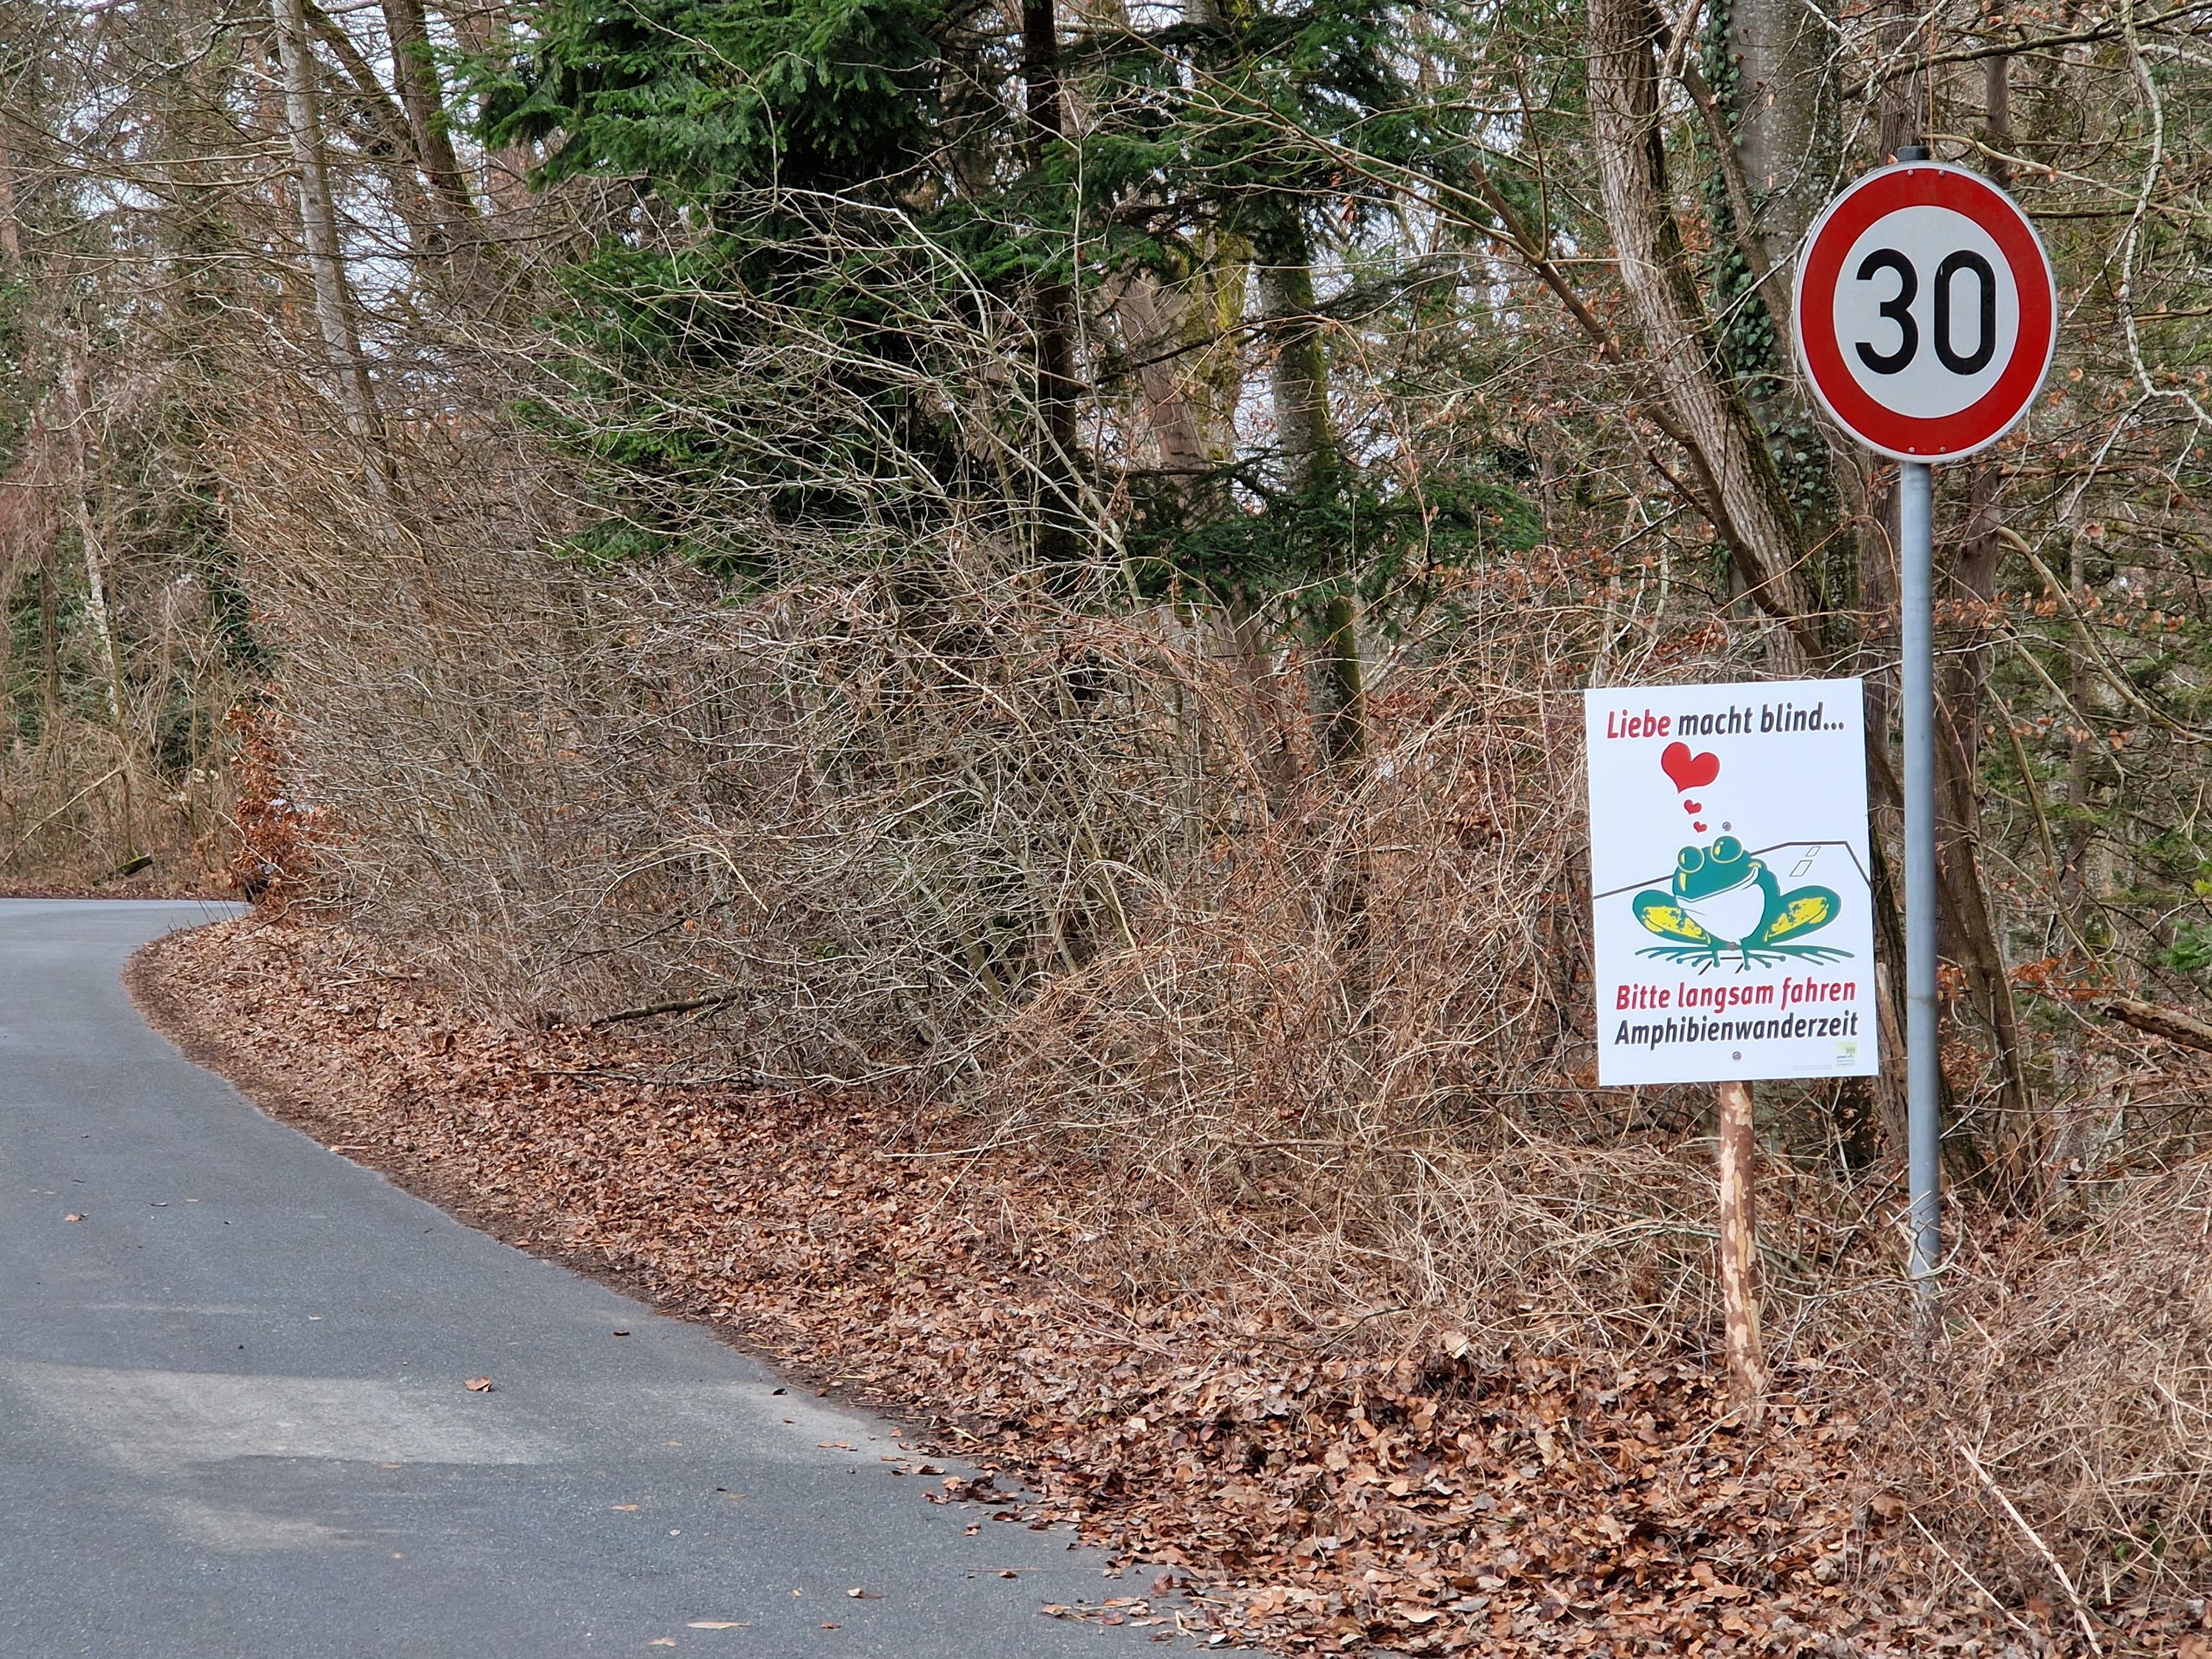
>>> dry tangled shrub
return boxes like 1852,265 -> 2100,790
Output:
0,705 -> 236,890
226,375 -> 1904,1371
970,678 -> 1692,1335
220,701 -> 318,908
1899,1165 -> 2212,1614
226,462 -> 1238,1060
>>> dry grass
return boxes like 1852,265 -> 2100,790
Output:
0,714 -> 232,891
1902,1170 -> 2212,1615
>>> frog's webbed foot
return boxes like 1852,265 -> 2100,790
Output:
1761,886 -> 1843,945
1633,891 -> 1712,947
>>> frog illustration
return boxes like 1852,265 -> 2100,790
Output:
1631,835 -> 1848,970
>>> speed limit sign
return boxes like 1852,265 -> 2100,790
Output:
1790,154 -> 2059,1315
1794,161 -> 2056,461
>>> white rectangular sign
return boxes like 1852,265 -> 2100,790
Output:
1585,678 -> 1880,1086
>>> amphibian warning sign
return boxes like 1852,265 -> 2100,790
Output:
1584,678 -> 1881,1086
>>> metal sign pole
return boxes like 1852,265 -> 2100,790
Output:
1899,456 -> 1941,1304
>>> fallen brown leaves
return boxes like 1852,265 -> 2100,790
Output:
132,917 -> 2199,1658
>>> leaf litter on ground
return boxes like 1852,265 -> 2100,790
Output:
132,917 -> 2206,1658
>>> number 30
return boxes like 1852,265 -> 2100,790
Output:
1852,247 -> 1997,376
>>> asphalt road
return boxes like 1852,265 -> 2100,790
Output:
1,901 -> 1181,1657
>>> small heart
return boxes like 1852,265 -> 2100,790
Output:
1683,799 -> 1703,814
1661,741 -> 1721,793
1693,821 -> 1708,832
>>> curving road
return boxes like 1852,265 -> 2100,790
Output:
0,901 -> 1175,1657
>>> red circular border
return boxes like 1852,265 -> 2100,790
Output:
1793,164 -> 2056,461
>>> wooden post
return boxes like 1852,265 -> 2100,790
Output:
1716,1079 -> 1768,1421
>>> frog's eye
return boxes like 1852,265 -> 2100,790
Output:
1711,835 -> 1743,860
1677,847 -> 1705,874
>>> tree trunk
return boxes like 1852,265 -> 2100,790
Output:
1936,42 -> 2037,1188
1255,234 -> 1371,1021
1587,0 -> 1820,665
2053,519 -> 2122,1194
1942,456 -> 2035,1186
298,0 -> 444,254
1102,271 -> 1211,488
38,527 -> 58,733
1021,0 -> 1082,569
65,349 -> 124,732
1876,0 -> 1926,159
439,0 -> 533,209
1720,0 -> 1838,269
66,347 -> 134,850
1707,0 -> 1843,625
0,118 -> 21,265
1103,268 -> 1304,796
1256,245 -> 1366,769
270,0 -> 391,484
378,0 -> 479,236
0,554 -> 14,759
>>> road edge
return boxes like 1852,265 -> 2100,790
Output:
123,924 -> 913,1416
120,918 -> 1210,1644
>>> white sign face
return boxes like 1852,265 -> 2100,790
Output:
1827,204 -> 2020,422
1794,162 -> 2056,461
1585,680 -> 1880,1087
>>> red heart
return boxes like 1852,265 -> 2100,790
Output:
1661,742 -> 1720,793
1693,821 -> 1708,832
1683,799 -> 1703,813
